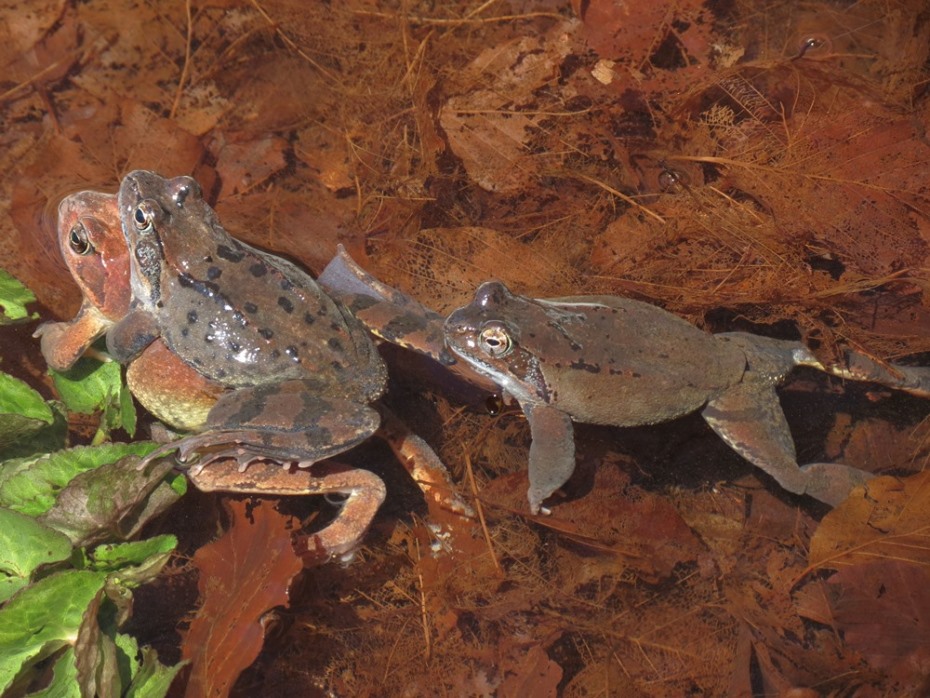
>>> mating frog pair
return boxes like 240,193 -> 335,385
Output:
37,172 -> 464,561
322,250 -> 930,513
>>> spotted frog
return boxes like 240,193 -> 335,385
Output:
37,179 -> 463,560
444,281 -> 930,512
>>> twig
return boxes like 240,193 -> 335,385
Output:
568,172 -> 666,224
249,0 -> 338,83
463,449 -> 503,575
170,0 -> 194,120
414,538 -> 432,663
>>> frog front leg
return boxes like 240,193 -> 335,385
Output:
187,459 -> 386,563
523,403 -> 577,514
701,376 -> 873,506
106,308 -> 162,363
35,304 -> 112,371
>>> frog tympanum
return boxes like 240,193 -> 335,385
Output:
38,176 -> 465,561
444,281 -> 930,512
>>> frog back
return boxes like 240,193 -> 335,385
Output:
531,295 -> 747,425
159,242 -> 386,401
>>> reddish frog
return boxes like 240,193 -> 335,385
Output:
443,281 -> 930,512
37,181 -> 463,561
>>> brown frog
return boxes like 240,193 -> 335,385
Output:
36,181 -> 464,561
444,281 -> 930,512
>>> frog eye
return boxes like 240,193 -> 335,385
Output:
132,200 -> 159,233
67,223 -> 93,255
478,322 -> 513,358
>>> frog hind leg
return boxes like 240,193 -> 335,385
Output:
188,459 -> 386,563
148,383 -> 382,471
375,405 -> 474,517
701,376 -> 873,506
523,403 -> 577,514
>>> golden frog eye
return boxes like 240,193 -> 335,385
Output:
478,322 -> 513,358
132,200 -> 159,233
67,223 -> 93,255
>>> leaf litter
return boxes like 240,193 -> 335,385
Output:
3,0 -> 930,694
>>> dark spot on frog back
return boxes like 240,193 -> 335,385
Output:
570,359 -> 601,373
206,266 -> 222,280
278,296 -> 294,313
249,262 -> 267,277
217,244 -> 245,263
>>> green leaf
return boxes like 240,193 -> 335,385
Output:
0,442 -> 158,517
0,269 -> 37,324
0,372 -> 55,449
38,457 -> 180,547
125,647 -> 185,698
28,647 -> 80,698
119,378 -> 137,438
89,535 -> 177,572
51,358 -> 123,416
0,405 -> 68,462
0,508 -> 73,603
85,535 -> 177,586
0,569 -> 107,694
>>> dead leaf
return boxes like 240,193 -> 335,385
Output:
826,561 -> 930,674
182,499 -> 303,698
439,22 -> 577,193
497,644 -> 562,697
212,133 -> 289,200
808,471 -> 930,573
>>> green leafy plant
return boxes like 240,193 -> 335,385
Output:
0,271 -> 185,696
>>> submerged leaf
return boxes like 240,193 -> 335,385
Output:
0,442 -> 158,517
86,535 -> 177,585
0,569 -> 107,694
808,471 -> 930,572
182,499 -> 303,697
0,269 -> 37,324
39,456 -> 180,547
51,358 -> 123,415
0,372 -> 54,449
0,507 -> 72,603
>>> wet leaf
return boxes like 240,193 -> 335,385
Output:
0,372 -> 54,449
126,645 -> 184,698
0,269 -> 36,324
51,358 -> 123,415
38,456 -> 181,547
51,356 -> 137,439
182,499 -> 303,697
808,471 -> 930,572
498,644 -> 562,697
0,507 -> 72,603
86,535 -> 177,577
825,561 -> 930,674
30,646 -> 80,697
0,442 -> 158,517
0,569 -> 107,694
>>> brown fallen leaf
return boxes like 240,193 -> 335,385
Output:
825,561 -> 930,674
211,133 -> 289,201
182,499 -> 303,698
497,644 -> 563,698
807,470 -> 930,574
